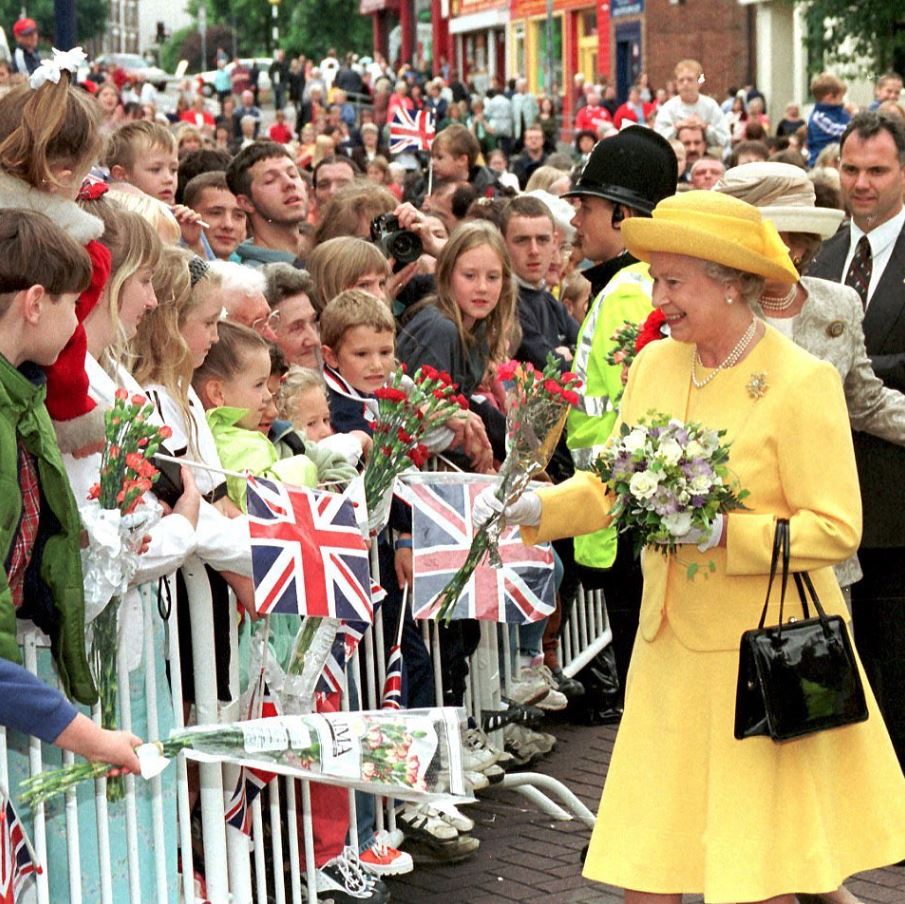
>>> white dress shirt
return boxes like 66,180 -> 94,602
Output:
842,207 -> 905,308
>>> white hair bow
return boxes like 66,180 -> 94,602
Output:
29,46 -> 87,90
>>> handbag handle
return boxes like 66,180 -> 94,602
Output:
757,518 -> 790,630
792,572 -> 836,639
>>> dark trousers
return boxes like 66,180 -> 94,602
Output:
851,546 -> 905,773
575,535 -> 643,702
377,541 -> 435,709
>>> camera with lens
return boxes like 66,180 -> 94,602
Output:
370,214 -> 422,270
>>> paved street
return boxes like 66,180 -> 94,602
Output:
387,716 -> 905,903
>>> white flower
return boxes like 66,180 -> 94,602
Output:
685,439 -> 706,459
622,427 -> 648,454
629,470 -> 659,500
689,474 -> 712,494
655,437 -> 683,466
701,430 -> 721,453
663,511 -> 693,537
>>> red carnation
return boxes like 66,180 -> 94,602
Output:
437,370 -> 453,387
158,425 -> 173,439
131,394 -> 146,407
635,309 -> 668,353
420,364 -> 438,381
375,387 -> 407,403
496,360 -> 518,382
397,427 -> 414,445
408,443 -> 430,467
543,378 -> 562,395
114,388 -> 129,401
562,390 -> 580,406
455,394 -> 469,410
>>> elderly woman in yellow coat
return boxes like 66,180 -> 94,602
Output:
476,191 -> 905,904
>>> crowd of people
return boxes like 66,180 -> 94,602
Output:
2,11 -> 905,904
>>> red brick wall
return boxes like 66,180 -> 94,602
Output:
633,0 -> 753,100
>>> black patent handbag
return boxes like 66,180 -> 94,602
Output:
734,519 -> 869,742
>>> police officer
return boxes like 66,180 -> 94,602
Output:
565,127 -> 677,698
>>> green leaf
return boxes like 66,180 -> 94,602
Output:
686,562 -> 699,581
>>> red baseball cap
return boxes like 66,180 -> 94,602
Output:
13,18 -> 38,38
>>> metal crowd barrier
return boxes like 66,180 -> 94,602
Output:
5,479 -> 612,903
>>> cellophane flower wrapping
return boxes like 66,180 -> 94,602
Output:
22,708 -> 469,808
434,354 -> 582,622
591,412 -> 749,577
83,390 -> 172,801
363,364 -> 468,534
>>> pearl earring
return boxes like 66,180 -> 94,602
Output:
725,295 -> 734,305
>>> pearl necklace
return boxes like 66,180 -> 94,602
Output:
691,319 -> 758,389
759,283 -> 798,313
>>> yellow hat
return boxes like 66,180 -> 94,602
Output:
622,190 -> 800,284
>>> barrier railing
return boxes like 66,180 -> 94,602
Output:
7,471 -> 611,903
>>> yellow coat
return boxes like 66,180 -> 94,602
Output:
524,326 -> 905,900
525,324 -> 862,649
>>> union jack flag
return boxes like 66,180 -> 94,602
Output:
0,792 -> 39,903
406,475 -> 556,623
225,767 -> 271,835
381,643 -> 404,709
247,477 -> 373,623
225,696 -> 278,835
316,619 -> 368,698
389,107 -> 435,154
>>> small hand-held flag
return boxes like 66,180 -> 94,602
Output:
246,477 -> 373,623
406,474 -> 556,623
389,107 -> 436,155
0,790 -> 40,903
381,585 -> 408,710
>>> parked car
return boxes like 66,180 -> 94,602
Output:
94,53 -> 173,91
196,58 -> 272,101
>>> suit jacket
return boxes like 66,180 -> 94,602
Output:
808,227 -> 905,546
523,327 -> 861,651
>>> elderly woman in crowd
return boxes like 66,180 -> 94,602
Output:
478,191 -> 905,904
717,161 -> 905,598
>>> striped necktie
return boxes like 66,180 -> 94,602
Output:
844,235 -> 873,308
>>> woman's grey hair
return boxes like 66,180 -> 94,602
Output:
209,259 -> 267,297
701,260 -> 765,307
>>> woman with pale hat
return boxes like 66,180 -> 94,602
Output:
717,161 -> 905,596
475,190 -> 905,903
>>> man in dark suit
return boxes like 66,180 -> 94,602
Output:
808,111 -> 905,771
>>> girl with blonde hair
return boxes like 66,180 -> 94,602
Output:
397,220 -> 515,470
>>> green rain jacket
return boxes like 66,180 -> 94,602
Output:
566,262 -> 654,570
0,356 -> 97,704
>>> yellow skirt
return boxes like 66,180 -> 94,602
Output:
583,618 -> 905,902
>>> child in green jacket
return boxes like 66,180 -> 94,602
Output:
0,209 -> 99,705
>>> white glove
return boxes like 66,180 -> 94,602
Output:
472,486 -> 542,529
673,513 -> 724,552
318,432 -> 364,466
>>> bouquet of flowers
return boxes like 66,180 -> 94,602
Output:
604,320 -> 642,369
21,709 -> 464,807
592,412 -> 749,578
434,355 -> 582,622
82,390 -> 171,799
363,364 -> 468,532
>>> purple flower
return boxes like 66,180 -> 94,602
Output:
690,494 -> 707,508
